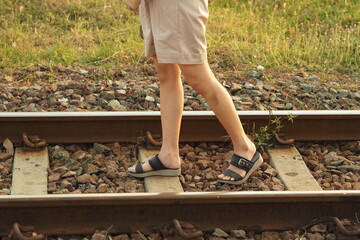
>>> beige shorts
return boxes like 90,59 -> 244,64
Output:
140,0 -> 209,64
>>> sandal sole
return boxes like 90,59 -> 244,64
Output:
126,168 -> 181,178
218,155 -> 263,185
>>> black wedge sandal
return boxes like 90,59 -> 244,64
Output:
218,152 -> 263,185
127,154 -> 181,178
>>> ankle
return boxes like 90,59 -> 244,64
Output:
158,150 -> 180,161
233,140 -> 256,155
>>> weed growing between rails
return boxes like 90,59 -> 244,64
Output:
220,111 -> 296,152
251,111 -> 297,152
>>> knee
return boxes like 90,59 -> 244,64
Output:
180,64 -> 211,95
185,77 -> 207,96
156,64 -> 181,84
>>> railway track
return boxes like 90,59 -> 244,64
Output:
0,110 -> 359,238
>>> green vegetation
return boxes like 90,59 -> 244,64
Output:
0,0 -> 359,72
251,112 -> 297,151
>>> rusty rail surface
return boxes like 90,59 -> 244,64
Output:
0,191 -> 359,235
0,110 -> 359,143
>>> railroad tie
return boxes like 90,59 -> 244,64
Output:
268,146 -> 323,191
11,147 -> 49,195
138,147 -> 184,192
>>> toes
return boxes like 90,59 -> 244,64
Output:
218,174 -> 235,182
223,176 -> 231,181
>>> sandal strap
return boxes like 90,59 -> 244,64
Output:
222,169 -> 243,181
148,154 -> 166,171
230,153 -> 258,172
135,162 -> 144,173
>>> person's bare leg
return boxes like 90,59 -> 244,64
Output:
179,63 -> 256,181
129,57 -> 183,173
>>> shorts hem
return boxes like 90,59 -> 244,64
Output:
153,52 -> 208,64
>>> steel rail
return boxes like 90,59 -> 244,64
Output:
0,110 -> 359,143
0,191 -> 359,235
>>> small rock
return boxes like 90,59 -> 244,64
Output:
186,151 -> 197,161
91,232 -> 107,240
148,83 -> 159,90
58,97 -> 68,103
48,173 -> 61,182
53,189 -> 70,194
69,189 -> 82,194
295,72 -> 308,78
324,152 -> 337,161
272,185 -> 285,191
308,75 -> 320,81
349,91 -> 360,100
337,98 -> 349,108
129,233 -> 143,240
247,71 -> 263,79
48,182 -> 57,192
106,168 -> 118,180
52,166 -> 68,175
73,150 -> 87,161
264,166 -> 277,176
77,173 -> 97,184
60,179 -> 74,192
93,143 -> 111,154
52,149 -> 70,160
96,183 -> 109,193
230,229 -> 246,238
205,172 -> 214,180
145,96 -> 155,102
0,153 -> 12,162
310,224 -> 327,233
193,176 -> 201,182
100,91 -> 115,100
83,164 -> 99,174
147,233 -> 161,240
62,171 -> 76,178
353,182 -> 360,190
212,228 -> 229,238
112,142 -> 122,156
244,82 -> 255,89
230,83 -> 242,93
306,232 -> 325,240
337,89 -> 349,98
108,100 -> 126,111
85,94 -> 97,104
79,68 -> 89,74
191,101 -> 201,110
113,234 -> 130,240
261,231 -> 279,240
325,234 -> 336,240
208,237 -> 225,240
282,230 -> 297,240
256,65 -> 265,70
1,188 -> 11,195
343,182 -> 352,190
259,182 -> 271,191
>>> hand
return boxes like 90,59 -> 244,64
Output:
126,4 -> 138,12
126,0 -> 140,12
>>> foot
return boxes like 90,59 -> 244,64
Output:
127,151 -> 181,174
218,141 -> 257,182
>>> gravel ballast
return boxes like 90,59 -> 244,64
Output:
297,141 -> 360,190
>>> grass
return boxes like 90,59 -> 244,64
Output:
0,0 -> 359,73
